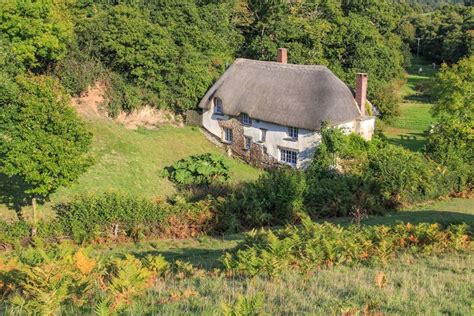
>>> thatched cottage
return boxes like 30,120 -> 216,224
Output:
199,48 -> 375,169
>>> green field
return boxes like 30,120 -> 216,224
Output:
0,118 -> 260,222
385,59 -> 436,151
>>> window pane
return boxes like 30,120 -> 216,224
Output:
241,113 -> 251,125
224,128 -> 233,142
281,149 -> 298,166
244,136 -> 251,150
288,127 -> 298,139
214,98 -> 222,114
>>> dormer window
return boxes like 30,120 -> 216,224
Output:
241,113 -> 251,125
288,126 -> 298,140
214,97 -> 223,114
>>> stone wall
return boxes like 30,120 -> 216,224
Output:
218,118 -> 279,169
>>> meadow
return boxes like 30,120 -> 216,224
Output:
384,58 -> 436,151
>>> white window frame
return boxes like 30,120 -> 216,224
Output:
288,126 -> 299,139
214,97 -> 223,115
244,136 -> 252,150
241,113 -> 251,125
223,127 -> 233,143
280,148 -> 298,166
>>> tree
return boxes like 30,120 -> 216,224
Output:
0,75 -> 92,233
425,56 -> 473,190
431,55 -> 474,122
0,0 -> 73,69
409,4 -> 473,63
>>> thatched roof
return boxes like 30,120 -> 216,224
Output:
199,58 -> 362,130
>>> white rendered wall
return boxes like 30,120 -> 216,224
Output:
202,108 -> 321,168
358,117 -> 376,140
202,108 -> 375,168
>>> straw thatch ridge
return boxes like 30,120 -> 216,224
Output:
199,58 -> 362,130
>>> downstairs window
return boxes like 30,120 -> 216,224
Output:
224,128 -> 233,143
280,149 -> 298,166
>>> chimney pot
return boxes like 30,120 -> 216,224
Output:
277,48 -> 288,64
355,73 -> 368,116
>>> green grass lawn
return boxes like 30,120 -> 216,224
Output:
0,118 -> 261,222
385,58 -> 436,151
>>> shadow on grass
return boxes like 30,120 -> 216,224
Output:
133,248 -> 229,270
386,132 -> 426,152
0,173 -> 32,212
404,94 -> 432,103
322,211 -> 474,228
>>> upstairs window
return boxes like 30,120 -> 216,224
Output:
280,149 -> 298,166
214,97 -> 223,114
241,113 -> 251,125
224,128 -> 233,143
260,128 -> 267,142
288,126 -> 298,139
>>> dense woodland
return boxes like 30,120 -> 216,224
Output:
0,1 -> 472,115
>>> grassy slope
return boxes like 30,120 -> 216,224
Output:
0,118 -> 260,221
385,59 -> 435,151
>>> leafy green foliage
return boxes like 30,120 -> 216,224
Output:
0,0 -> 73,69
305,128 -> 462,216
0,244 -> 172,315
46,192 -> 217,244
425,56 -> 474,191
408,4 -> 473,64
165,153 -> 230,186
221,293 -> 266,316
0,75 -> 92,201
222,218 -> 471,277
75,2 -> 239,111
224,169 -> 306,229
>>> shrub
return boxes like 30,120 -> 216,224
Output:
365,143 -> 440,207
221,218 -> 471,277
54,192 -> 219,243
224,169 -> 306,229
0,220 -> 30,248
0,244 -> 173,315
53,47 -> 105,96
305,128 -> 464,216
165,153 -> 230,187
55,192 -> 163,243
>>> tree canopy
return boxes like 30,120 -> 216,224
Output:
0,75 -> 92,202
0,0 -> 471,116
425,56 -> 473,190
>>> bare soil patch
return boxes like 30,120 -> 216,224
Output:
71,81 -> 183,129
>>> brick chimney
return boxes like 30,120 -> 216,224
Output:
355,73 -> 368,116
277,48 -> 288,64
